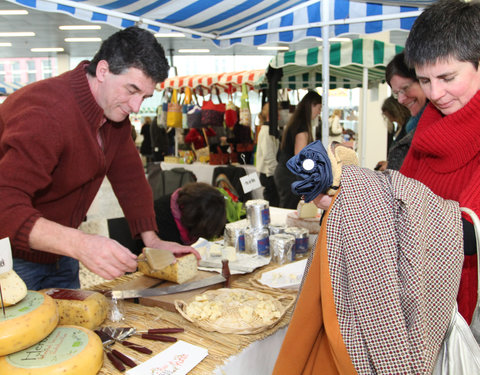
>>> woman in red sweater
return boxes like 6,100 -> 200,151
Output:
402,0 -> 480,323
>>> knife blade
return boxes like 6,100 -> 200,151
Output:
109,274 -> 226,299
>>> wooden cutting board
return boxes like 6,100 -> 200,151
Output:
111,271 -> 225,312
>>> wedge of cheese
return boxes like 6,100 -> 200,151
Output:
0,291 -> 59,356
0,325 -> 103,375
296,200 -> 318,219
138,253 -> 197,284
41,289 -> 109,330
0,269 -> 27,307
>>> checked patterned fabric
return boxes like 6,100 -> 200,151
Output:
327,166 -> 464,374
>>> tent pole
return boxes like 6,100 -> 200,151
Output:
266,67 -> 282,138
360,67 -> 368,167
321,0 -> 330,149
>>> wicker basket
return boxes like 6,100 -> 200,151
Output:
174,288 -> 294,335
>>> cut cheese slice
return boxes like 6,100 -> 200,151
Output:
0,325 -> 104,375
0,291 -> 59,356
41,288 -> 109,330
296,200 -> 318,219
138,253 -> 197,284
0,269 -> 27,307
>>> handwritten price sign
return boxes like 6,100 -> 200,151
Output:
240,172 -> 262,193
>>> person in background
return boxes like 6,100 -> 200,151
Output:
274,90 -> 322,209
386,51 -> 427,134
255,102 -> 280,207
0,26 -> 199,291
112,182 -> 227,253
140,116 -> 153,163
328,108 -> 344,144
401,0 -> 480,324
375,96 -> 412,171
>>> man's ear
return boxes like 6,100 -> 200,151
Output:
95,60 -> 110,83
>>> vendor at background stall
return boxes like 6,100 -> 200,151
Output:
274,90 -> 322,209
0,26 -> 199,291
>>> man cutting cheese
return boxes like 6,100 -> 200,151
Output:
0,27 -> 199,290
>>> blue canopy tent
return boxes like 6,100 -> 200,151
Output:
0,81 -> 23,96
6,0 -> 431,147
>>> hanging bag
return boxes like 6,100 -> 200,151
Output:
166,88 -> 183,128
201,87 -> 225,127
224,85 -> 238,129
239,83 -> 251,127
187,88 -> 202,129
432,206 -> 480,374
182,87 -> 194,129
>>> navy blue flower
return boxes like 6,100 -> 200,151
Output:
286,141 -> 333,202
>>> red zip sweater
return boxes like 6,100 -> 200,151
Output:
0,62 -> 157,264
400,90 -> 480,323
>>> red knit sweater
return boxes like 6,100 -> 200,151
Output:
0,62 -> 157,264
400,90 -> 480,323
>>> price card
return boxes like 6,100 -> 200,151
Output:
0,237 -> 12,274
240,172 -> 262,194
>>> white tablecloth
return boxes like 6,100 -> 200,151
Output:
160,161 -> 263,199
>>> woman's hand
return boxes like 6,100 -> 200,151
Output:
312,194 -> 333,210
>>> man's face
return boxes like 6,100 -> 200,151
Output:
96,62 -> 156,122
415,58 -> 480,116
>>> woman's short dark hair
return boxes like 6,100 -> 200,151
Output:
177,182 -> 226,240
405,0 -> 480,69
385,52 -> 418,87
86,26 -> 169,83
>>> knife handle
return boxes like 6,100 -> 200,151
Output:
107,351 -> 125,372
146,328 -> 184,334
121,340 -> 153,354
140,333 -> 177,342
112,349 -> 137,368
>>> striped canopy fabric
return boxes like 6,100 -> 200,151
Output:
0,81 -> 23,95
6,0 -> 427,48
158,69 -> 265,92
265,38 -> 404,89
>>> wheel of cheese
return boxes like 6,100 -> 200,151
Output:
0,325 -> 104,374
0,291 -> 59,356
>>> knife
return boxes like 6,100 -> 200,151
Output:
108,274 -> 226,300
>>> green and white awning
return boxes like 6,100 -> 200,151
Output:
265,38 -> 404,89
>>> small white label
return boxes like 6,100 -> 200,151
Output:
0,237 -> 12,274
240,172 -> 262,193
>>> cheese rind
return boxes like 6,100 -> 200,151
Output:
41,288 -> 109,330
0,291 -> 59,356
0,325 -> 104,375
0,269 -> 27,307
138,253 -> 197,284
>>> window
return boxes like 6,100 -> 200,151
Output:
11,61 -> 21,83
27,60 -> 36,83
0,63 -> 5,82
42,59 -> 52,79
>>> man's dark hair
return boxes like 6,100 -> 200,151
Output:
177,182 -> 226,240
405,0 -> 480,69
385,52 -> 418,87
87,26 -> 169,83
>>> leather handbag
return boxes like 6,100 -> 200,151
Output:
432,206 -> 480,374
201,88 -> 225,127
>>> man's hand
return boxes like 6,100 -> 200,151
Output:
29,217 -> 138,280
140,231 -> 201,260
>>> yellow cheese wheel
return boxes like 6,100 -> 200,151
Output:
0,325 -> 104,374
0,291 -> 59,356
41,288 -> 109,330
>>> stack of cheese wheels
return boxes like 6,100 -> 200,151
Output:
0,325 -> 104,374
0,290 -> 59,356
0,271 -> 104,374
